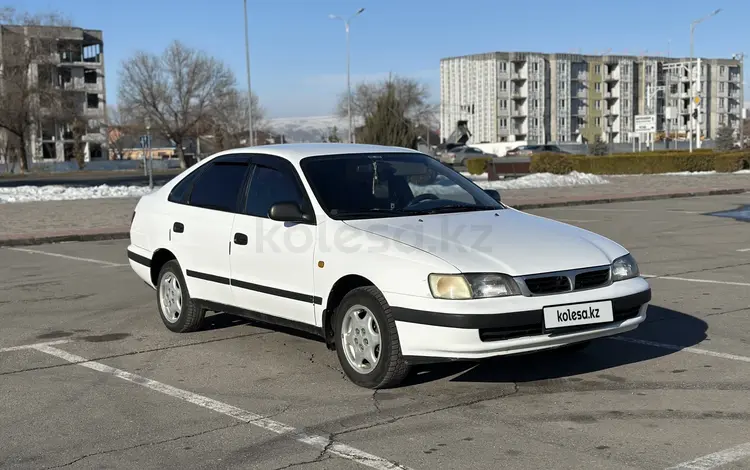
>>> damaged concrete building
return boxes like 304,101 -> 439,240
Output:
0,25 -> 107,165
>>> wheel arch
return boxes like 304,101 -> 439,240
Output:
322,274 -> 376,350
150,248 -> 177,285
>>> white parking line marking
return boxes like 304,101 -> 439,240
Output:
6,247 -> 128,267
736,248 -> 750,252
611,337 -> 750,364
31,344 -> 411,470
0,339 -> 71,353
665,441 -> 750,469
642,274 -> 750,287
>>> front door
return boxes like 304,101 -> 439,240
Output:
229,155 -> 318,326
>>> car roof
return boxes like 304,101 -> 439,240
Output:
209,143 -> 422,164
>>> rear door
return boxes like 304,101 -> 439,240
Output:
229,154 -> 318,326
166,154 -> 252,305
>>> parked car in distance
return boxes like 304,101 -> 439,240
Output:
439,145 -> 497,166
127,143 -> 651,389
506,144 -> 570,156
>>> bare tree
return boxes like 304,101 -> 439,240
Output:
209,89 -> 266,151
0,8 -> 72,172
118,40 -> 235,168
106,104 -> 141,159
336,74 -> 438,131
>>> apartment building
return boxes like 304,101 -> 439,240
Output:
440,51 -> 743,145
0,24 -> 106,163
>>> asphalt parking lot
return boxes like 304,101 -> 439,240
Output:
1,194 -> 749,470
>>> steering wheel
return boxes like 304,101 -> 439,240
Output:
406,193 -> 439,207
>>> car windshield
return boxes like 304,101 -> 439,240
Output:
300,152 -> 504,220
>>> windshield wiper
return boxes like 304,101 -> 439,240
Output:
406,204 -> 500,215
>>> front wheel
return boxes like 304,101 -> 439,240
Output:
333,286 -> 411,389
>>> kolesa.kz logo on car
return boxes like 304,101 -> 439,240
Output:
556,306 -> 601,322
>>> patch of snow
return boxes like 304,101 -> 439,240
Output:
0,184 -> 160,203
409,171 -> 608,199
659,171 -> 718,176
476,172 -> 609,190
734,169 -> 750,174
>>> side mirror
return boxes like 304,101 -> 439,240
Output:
484,189 -> 501,203
268,202 -> 312,223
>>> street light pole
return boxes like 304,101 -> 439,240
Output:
689,8 -> 722,153
243,0 -> 254,146
330,8 -> 365,144
145,117 -> 153,190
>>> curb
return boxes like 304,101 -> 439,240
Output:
0,231 -> 130,248
0,188 -> 747,247
511,188 -> 748,210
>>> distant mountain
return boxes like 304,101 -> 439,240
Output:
268,115 -> 361,143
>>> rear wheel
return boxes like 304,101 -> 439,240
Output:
156,260 -> 205,333
334,286 -> 410,389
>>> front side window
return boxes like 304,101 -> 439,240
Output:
300,153 -> 503,220
245,166 -> 304,218
188,161 -> 249,212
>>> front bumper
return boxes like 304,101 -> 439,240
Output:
388,278 -> 651,362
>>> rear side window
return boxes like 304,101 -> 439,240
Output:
168,167 -> 203,204
188,162 -> 250,213
245,165 -> 304,218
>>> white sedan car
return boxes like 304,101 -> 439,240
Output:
127,143 -> 651,389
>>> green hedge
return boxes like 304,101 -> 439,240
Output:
530,150 -> 750,175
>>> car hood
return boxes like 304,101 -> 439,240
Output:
343,209 -> 628,276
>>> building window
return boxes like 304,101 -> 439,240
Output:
595,82 -> 601,92
646,65 -> 653,75
559,81 -> 566,91
719,82 -> 725,92
533,62 -> 539,72
499,118 -> 508,128
499,80 -> 507,91
499,99 -> 508,109
499,62 -> 507,72
533,99 -> 539,108
560,63 -> 566,72
595,100 -> 601,110
720,66 -> 726,75
719,98 -> 725,109
87,93 -> 99,108
533,118 -> 539,127
622,117 -> 629,127
623,99 -> 629,108
595,117 -> 602,127
623,64 -> 630,75
623,83 -> 629,92
558,117 -> 566,127
533,81 -> 539,91
595,65 -> 601,74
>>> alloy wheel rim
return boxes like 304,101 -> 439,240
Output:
159,272 -> 183,323
341,305 -> 382,374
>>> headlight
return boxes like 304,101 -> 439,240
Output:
428,273 -> 521,299
611,253 -> 639,281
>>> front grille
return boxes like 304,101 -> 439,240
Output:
574,268 -> 610,290
524,275 -> 571,295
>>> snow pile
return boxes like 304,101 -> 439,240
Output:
0,184 -> 160,203
410,171 -> 608,198
476,171 -> 609,190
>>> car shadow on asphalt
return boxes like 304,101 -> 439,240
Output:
202,312 -> 326,343
402,305 -> 708,386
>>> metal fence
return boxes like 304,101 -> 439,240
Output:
0,158 -> 183,174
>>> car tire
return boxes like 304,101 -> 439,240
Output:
333,286 -> 411,389
156,260 -> 205,333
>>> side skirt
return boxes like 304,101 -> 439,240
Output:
195,299 -> 326,340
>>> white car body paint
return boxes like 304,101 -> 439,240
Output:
127,143 -> 651,368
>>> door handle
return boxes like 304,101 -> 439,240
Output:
173,222 -> 184,233
234,232 -> 248,245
